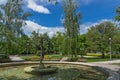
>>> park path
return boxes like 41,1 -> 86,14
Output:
88,60 -> 120,80
88,60 -> 120,71
9,55 -> 24,62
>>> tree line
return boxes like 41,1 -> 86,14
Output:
0,0 -> 120,59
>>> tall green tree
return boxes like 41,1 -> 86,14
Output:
86,21 -> 117,58
0,0 -> 32,54
64,0 -> 81,60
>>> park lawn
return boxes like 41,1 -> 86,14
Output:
86,58 -> 111,62
86,53 -> 120,62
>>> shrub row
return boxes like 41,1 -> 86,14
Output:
21,55 -> 62,61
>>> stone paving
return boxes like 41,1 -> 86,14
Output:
88,60 -> 120,80
89,60 -> 120,71
9,55 -> 24,62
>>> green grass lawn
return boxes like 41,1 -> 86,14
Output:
86,58 -> 111,62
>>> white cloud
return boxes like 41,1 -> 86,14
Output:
27,0 -> 50,14
80,19 -> 113,34
22,19 -> 115,37
39,0 -> 63,4
22,20 -> 64,37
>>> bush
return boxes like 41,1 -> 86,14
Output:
105,54 -> 120,58
0,54 -> 11,62
87,53 -> 102,57
21,54 -> 62,61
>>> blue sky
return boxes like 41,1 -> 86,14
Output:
1,0 -> 120,37
28,0 -> 120,26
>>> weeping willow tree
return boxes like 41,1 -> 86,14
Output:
64,0 -> 81,60
0,0 -> 32,54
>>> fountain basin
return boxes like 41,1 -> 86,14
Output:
0,62 -> 108,80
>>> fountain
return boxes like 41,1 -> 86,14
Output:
0,63 -> 108,80
24,38 -> 58,75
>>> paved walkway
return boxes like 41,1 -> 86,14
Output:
88,60 -> 120,80
60,57 -> 68,62
88,60 -> 120,71
9,55 -> 24,62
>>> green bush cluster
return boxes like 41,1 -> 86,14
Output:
87,53 -> 103,57
0,54 -> 11,62
105,54 -> 120,58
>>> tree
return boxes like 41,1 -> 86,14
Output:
0,0 -> 32,54
86,21 -> 117,58
78,34 -> 88,57
115,6 -> 120,21
64,0 -> 81,60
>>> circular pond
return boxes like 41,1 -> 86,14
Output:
0,63 -> 108,80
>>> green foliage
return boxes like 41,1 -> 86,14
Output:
0,0 -> 32,55
87,53 -> 103,57
115,6 -> 120,21
0,54 -> 11,62
87,53 -> 120,59
105,54 -> 120,58
78,34 -> 88,57
21,54 -> 62,61
86,21 -> 119,58
86,58 -> 110,62
64,0 -> 81,59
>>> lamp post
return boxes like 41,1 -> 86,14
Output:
109,38 -> 112,60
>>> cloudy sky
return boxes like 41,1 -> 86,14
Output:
1,0 -> 120,37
